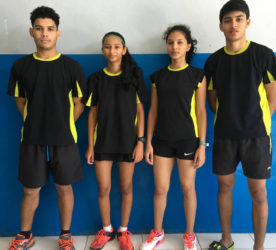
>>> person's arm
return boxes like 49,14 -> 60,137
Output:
14,97 -> 26,116
132,103 -> 145,163
85,106 -> 98,165
194,77 -> 207,168
144,86 -> 158,165
264,81 -> 276,117
207,89 -> 217,114
73,97 -> 85,121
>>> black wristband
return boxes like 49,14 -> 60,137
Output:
137,137 -> 146,144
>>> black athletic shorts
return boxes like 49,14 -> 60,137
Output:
94,153 -> 134,162
153,138 -> 199,160
213,136 -> 272,179
19,143 -> 83,188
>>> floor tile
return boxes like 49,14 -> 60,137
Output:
0,237 -> 12,249
250,233 -> 276,249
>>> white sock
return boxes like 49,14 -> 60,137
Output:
119,226 -> 128,232
103,224 -> 112,232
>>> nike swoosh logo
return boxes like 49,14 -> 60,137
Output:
184,152 -> 193,156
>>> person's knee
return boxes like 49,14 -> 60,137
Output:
155,185 -> 169,196
218,179 -> 234,194
23,187 -> 40,198
98,184 -> 111,197
181,183 -> 195,198
250,186 -> 267,204
56,184 -> 73,195
120,182 -> 133,195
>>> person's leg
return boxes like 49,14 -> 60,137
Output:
153,155 -> 175,232
21,187 -> 41,231
217,173 -> 235,247
247,178 -> 267,250
118,162 -> 135,227
55,184 -> 74,231
177,159 -> 197,234
94,161 -> 113,227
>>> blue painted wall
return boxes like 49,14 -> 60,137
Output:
0,53 -> 275,236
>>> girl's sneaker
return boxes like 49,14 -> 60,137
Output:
140,229 -> 164,250
90,227 -> 115,250
117,230 -> 134,250
183,233 -> 197,250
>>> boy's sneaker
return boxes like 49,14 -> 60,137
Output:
117,230 -> 134,250
9,233 -> 35,250
57,233 -> 76,250
183,233 -> 197,250
140,229 -> 164,250
90,227 -> 115,250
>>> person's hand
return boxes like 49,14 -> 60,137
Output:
132,141 -> 144,163
193,145 -> 205,168
85,146 -> 94,165
144,143 -> 154,165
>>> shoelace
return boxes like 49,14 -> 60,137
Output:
146,231 -> 161,243
9,236 -> 27,248
119,230 -> 133,244
93,229 -> 109,245
58,236 -> 75,249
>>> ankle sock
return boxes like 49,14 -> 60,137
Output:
119,226 -> 128,232
103,224 -> 112,232
60,229 -> 71,235
19,231 -> 31,239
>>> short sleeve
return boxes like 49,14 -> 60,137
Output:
135,68 -> 149,104
263,49 -> 276,84
72,62 -> 86,98
83,73 -> 98,107
204,57 -> 215,90
195,70 -> 205,90
150,72 -> 158,88
7,63 -> 25,97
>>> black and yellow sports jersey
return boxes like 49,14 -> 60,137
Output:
7,53 -> 86,145
205,41 -> 276,139
151,64 -> 204,141
84,68 -> 148,154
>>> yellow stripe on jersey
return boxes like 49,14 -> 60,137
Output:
168,64 -> 189,71
136,93 -> 141,104
15,81 -> 19,97
208,77 -> 214,90
214,98 -> 219,125
21,98 -> 28,142
86,93 -> 93,106
258,81 -> 271,135
190,90 -> 198,138
68,90 -> 78,143
103,67 -> 122,76
33,53 -> 61,61
76,81 -> 83,97
152,83 -> 156,88
94,123 -> 98,146
267,70 -> 275,83
224,40 -> 251,55
197,82 -> 202,88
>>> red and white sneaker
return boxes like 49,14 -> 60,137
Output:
183,233 -> 197,250
140,229 -> 164,250
90,227 -> 115,250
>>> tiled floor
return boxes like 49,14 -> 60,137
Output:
2,233 -> 276,249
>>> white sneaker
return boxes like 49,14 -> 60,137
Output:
140,229 -> 164,250
183,233 -> 197,250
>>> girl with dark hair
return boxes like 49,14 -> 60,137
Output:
141,25 -> 207,250
84,32 -> 148,250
